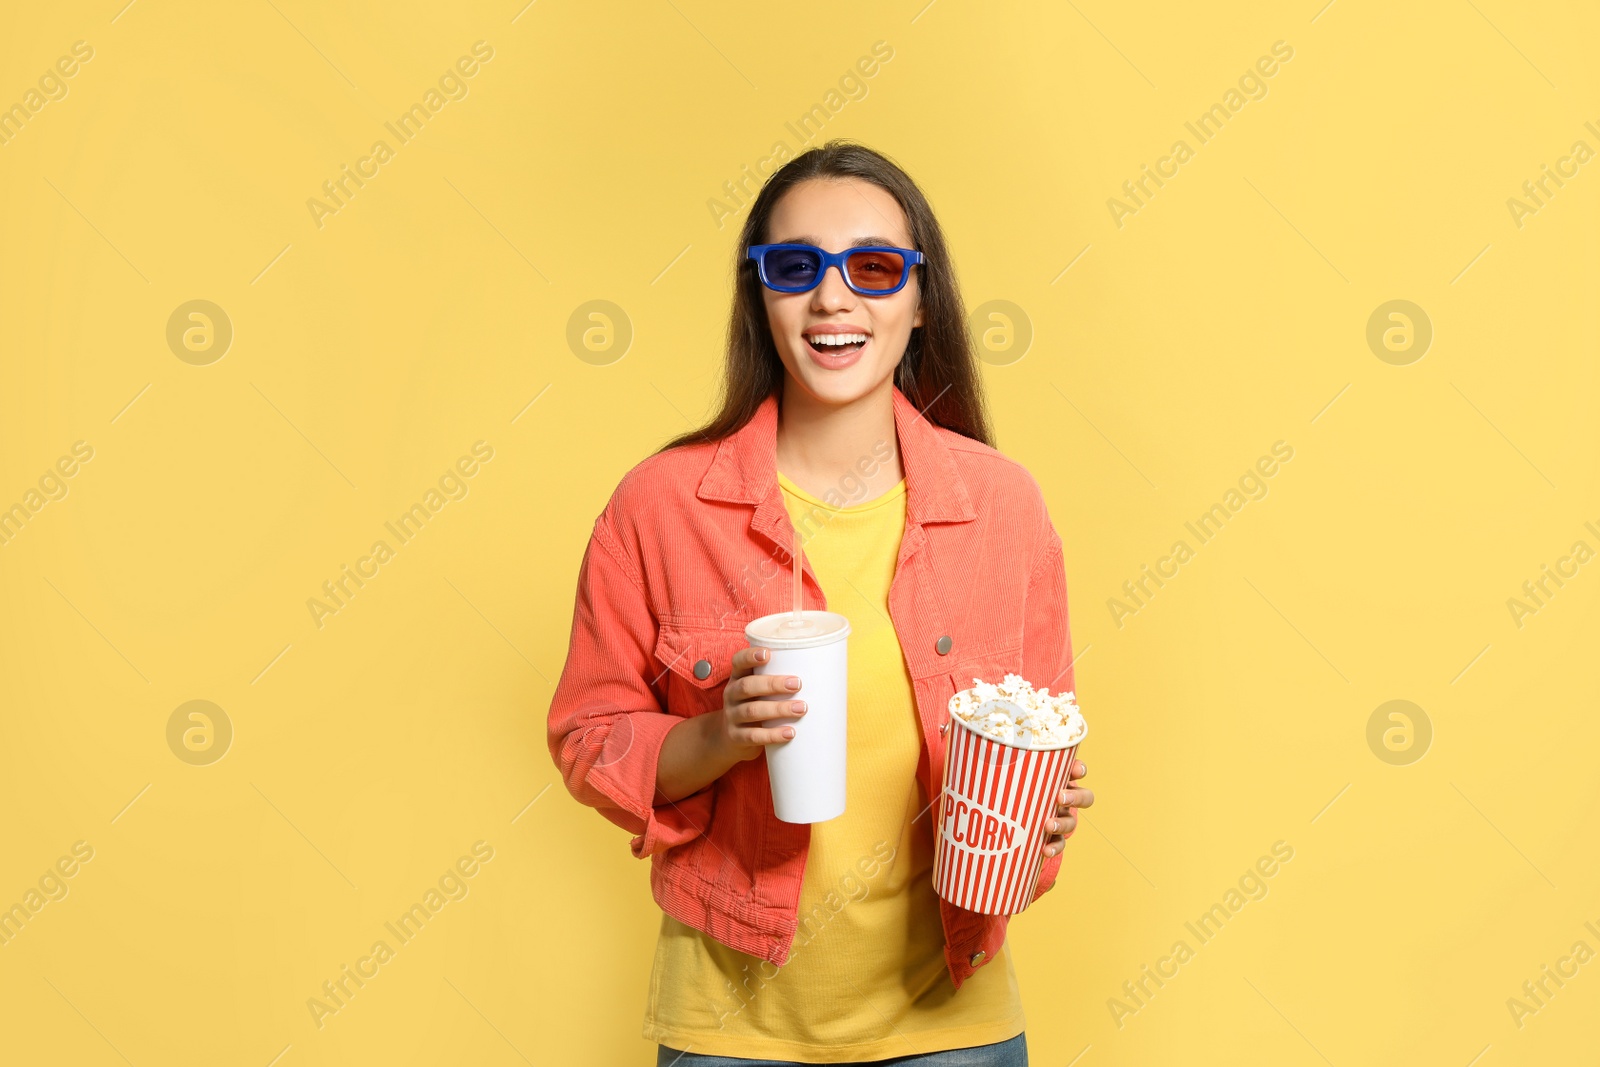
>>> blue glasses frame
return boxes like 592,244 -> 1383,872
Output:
747,243 -> 925,296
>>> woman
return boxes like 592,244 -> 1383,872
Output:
548,140 -> 1093,1065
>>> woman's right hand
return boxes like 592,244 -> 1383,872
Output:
713,646 -> 807,761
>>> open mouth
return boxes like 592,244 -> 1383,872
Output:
805,332 -> 870,356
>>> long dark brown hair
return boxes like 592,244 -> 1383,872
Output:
655,139 -> 992,453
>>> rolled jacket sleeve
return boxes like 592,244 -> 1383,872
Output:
547,513 -> 714,859
1019,517 -> 1075,903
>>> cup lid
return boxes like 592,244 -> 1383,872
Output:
745,610 -> 850,649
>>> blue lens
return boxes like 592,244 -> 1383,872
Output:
764,247 -> 821,288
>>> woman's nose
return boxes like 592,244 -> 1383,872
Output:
810,264 -> 857,311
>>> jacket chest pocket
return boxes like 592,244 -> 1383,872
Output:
940,645 -> 1025,735
653,619 -> 749,717
652,619 -> 763,891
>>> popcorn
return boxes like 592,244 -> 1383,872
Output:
948,673 -> 1086,750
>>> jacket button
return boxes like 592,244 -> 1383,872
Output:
969,949 -> 987,966
936,635 -> 953,655
693,659 -> 712,680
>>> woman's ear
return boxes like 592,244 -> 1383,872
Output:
913,296 -> 924,328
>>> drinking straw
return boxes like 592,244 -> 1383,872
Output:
792,522 -> 802,621
776,513 -> 818,634
778,521 -> 811,633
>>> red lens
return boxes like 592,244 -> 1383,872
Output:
845,250 -> 907,291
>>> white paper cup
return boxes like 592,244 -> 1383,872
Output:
744,610 -> 851,824
933,706 -> 1087,915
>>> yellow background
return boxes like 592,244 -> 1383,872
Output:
1,1 -> 1596,1063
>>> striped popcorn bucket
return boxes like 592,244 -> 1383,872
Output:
932,712 -> 1083,915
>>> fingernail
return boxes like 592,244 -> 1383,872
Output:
786,677 -> 801,690
784,728 -> 795,738
793,701 -> 807,713
1047,819 -> 1058,832
757,649 -> 769,661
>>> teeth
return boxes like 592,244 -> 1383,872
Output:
808,333 -> 868,346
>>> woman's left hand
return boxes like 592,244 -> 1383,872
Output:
1043,758 -> 1093,857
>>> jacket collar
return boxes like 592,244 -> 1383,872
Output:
697,384 -> 976,526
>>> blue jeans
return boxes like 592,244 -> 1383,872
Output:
657,1032 -> 1027,1066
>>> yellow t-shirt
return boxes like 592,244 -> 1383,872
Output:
641,469 -> 1025,1062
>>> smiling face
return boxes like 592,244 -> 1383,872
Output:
758,177 -> 924,408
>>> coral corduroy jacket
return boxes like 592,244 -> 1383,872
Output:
547,385 -> 1077,991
